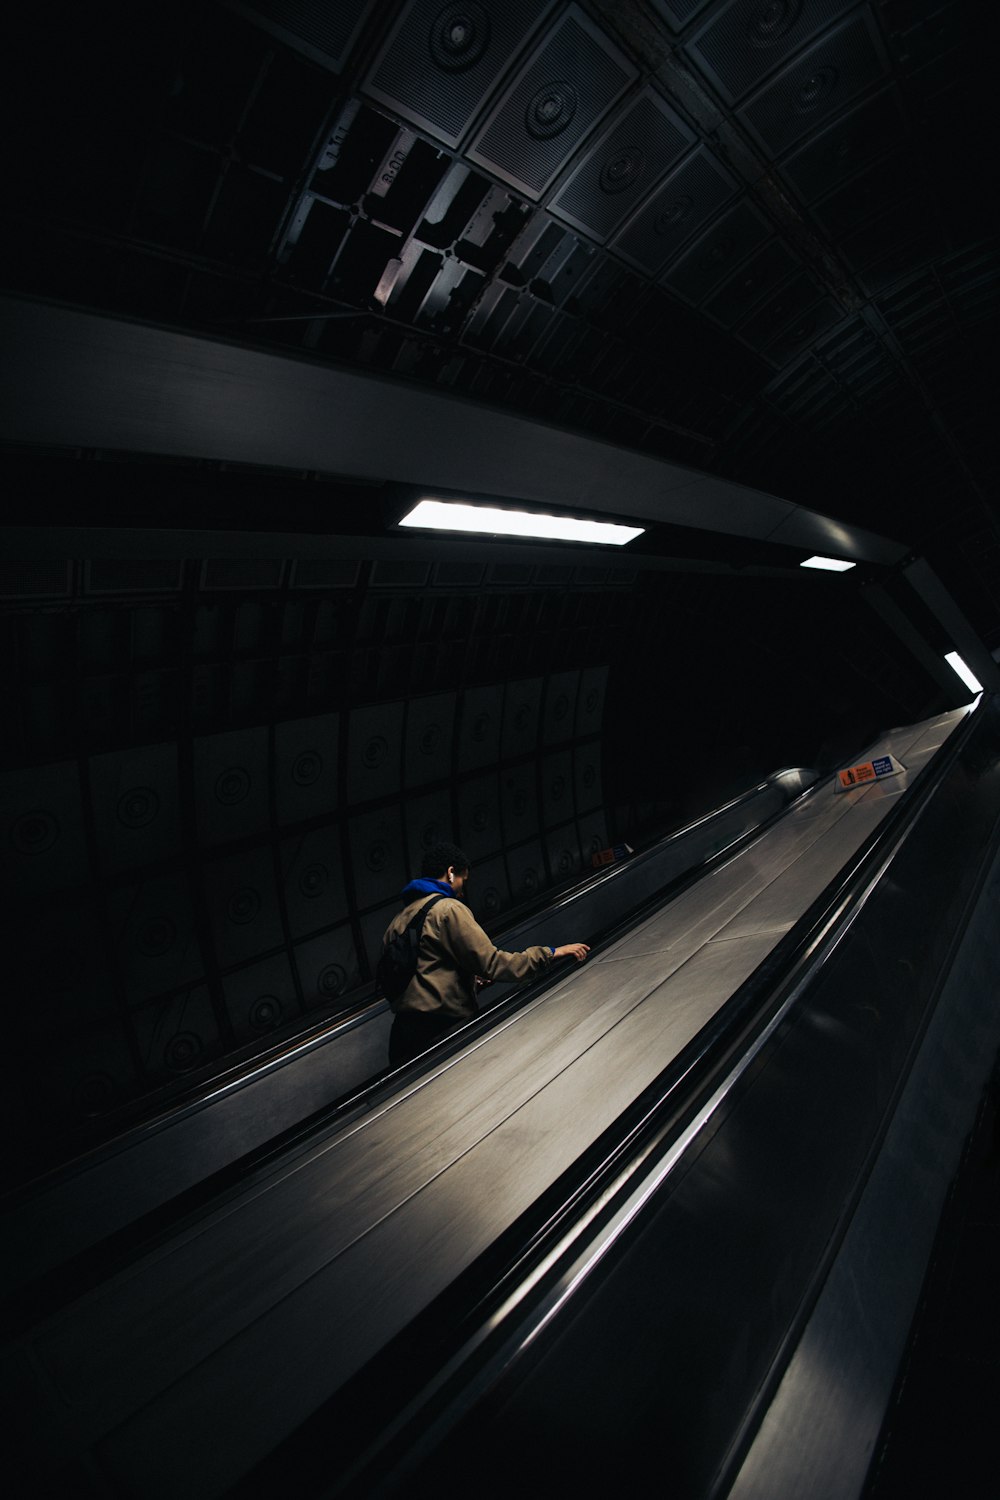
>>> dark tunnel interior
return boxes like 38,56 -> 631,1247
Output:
1,0 -> 998,1220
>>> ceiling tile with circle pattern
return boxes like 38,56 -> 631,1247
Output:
467,5 -> 637,200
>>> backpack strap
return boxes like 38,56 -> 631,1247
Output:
406,892 -> 445,939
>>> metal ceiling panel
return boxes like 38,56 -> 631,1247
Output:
762,295 -> 844,366
293,923 -> 361,1010
545,819 -> 582,883
193,728 -> 270,846
404,693 -> 456,787
223,953 -> 299,1042
280,825 -> 348,939
685,0 -> 857,106
736,268 -> 822,349
369,559 -> 432,588
542,669 -> 580,744
857,230 -> 944,299
346,702 -> 405,806
863,235 -> 947,300
810,150 -> 919,243
0,761 -> 89,896
661,196 -> 772,305
110,874 -> 205,1005
0,560 -> 71,600
549,88 -> 694,244
364,0 -> 556,148
649,0 -> 714,31
505,838 -> 546,903
703,238 -> 798,328
467,6 -> 637,200
132,985 -> 220,1080
467,285 -> 534,353
778,85 -> 906,201
86,561 -> 182,594
840,198 -> 932,278
457,684 -> 503,771
201,558 -> 284,590
737,10 -> 887,159
226,0 -> 376,73
501,216 -> 590,293
500,762 -> 539,845
614,146 -> 737,276
88,742 -> 182,873
349,807 -> 407,909
576,664 -> 608,736
289,559 -> 361,589
203,847 -> 283,969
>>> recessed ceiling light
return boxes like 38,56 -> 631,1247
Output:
398,498 -> 644,546
944,651 -> 983,694
800,555 -> 856,572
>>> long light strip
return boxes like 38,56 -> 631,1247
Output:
800,554 -> 856,572
399,498 -> 644,546
945,650 -> 983,693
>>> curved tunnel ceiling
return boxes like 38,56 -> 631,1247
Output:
5,0 -> 999,1162
3,0 -> 998,632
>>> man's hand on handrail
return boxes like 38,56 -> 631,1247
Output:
553,943 -> 590,962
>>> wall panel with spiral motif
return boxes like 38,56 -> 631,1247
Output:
347,702 -> 405,805
4,560 -> 618,1168
194,729 -> 270,846
89,742 -> 182,873
132,984 -> 221,1082
280,825 -> 348,938
274,714 -> 339,825
404,693 -> 456,787
294,925 -> 362,1013
110,873 -> 205,1006
223,954 -> 300,1044
457,684 -> 504,772
349,807 -> 408,911
203,846 -> 284,970
457,771 -> 503,862
0,761 -> 89,896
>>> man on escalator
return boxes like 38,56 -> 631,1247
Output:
381,841 -> 590,1066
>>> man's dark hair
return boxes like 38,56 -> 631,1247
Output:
421,841 -> 470,879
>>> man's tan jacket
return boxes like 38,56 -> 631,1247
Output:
383,895 -> 552,1019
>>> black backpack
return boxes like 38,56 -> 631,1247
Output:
376,894 -> 445,1002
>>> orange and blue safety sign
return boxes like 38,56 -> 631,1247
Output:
836,754 -> 902,791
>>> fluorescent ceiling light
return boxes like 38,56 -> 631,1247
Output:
800,555 -> 856,572
399,498 -> 644,546
944,650 -> 983,693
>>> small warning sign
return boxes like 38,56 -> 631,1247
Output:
835,754 -> 905,792
591,843 -> 635,869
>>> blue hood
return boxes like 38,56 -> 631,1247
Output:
401,878 -> 454,899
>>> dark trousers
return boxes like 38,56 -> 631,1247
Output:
388,1009 -> 461,1067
